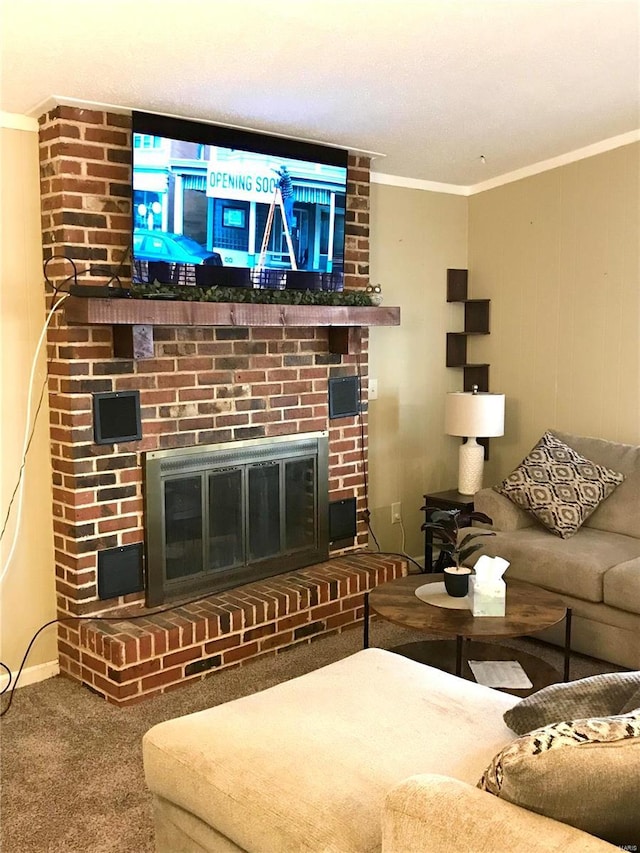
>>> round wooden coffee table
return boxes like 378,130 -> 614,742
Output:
364,573 -> 571,697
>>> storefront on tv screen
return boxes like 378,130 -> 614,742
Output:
133,134 -> 346,273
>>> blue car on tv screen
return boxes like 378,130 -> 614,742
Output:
133,229 -> 222,266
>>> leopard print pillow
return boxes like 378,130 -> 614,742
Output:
478,709 -> 640,845
480,709 -> 640,794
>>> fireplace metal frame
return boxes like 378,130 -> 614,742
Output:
144,431 -> 329,606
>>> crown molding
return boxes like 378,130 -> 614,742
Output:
371,172 -> 470,196
26,96 -> 386,160
373,129 -> 640,196
27,95 -> 131,120
1,111 -> 39,131
9,97 -> 640,194
467,129 -> 640,194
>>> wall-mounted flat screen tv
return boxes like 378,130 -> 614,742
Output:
131,111 -> 349,291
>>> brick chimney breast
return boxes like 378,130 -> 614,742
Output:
39,106 -> 395,705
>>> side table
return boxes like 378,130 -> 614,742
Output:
421,489 -> 474,572
363,574 -> 572,695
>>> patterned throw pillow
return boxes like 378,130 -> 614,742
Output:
503,670 -> 640,735
495,431 -> 625,538
479,710 -> 640,844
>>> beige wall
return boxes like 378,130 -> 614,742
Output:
368,183 -> 468,558
469,142 -> 640,485
0,123 -> 57,676
367,143 -> 640,561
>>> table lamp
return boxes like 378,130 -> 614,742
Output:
445,386 -> 505,495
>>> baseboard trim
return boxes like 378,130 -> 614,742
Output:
0,660 -> 59,691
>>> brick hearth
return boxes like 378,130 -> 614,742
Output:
62,554 -> 406,706
38,105 -> 395,704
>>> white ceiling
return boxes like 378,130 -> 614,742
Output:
1,0 -> 639,188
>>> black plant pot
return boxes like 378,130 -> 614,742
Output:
444,567 -> 472,597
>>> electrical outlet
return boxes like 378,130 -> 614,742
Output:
368,378 -> 378,400
391,502 -> 401,524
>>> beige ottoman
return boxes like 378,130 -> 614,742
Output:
143,648 -> 516,852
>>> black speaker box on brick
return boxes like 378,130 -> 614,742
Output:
93,390 -> 142,445
328,375 -> 360,419
97,543 -> 144,600
329,497 -> 357,543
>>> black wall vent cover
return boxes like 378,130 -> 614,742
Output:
328,375 -> 360,419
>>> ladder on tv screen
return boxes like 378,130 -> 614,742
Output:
256,187 -> 297,272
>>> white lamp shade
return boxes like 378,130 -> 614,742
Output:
445,392 -> 505,438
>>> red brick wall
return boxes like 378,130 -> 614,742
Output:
38,106 -> 380,699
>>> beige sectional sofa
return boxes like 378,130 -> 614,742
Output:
473,431 -> 640,669
143,648 -> 619,852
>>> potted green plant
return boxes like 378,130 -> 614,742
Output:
421,508 -> 495,596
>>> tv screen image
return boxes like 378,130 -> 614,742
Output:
131,111 -> 348,291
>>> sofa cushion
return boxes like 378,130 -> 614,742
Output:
473,487 -> 536,532
478,710 -> 640,845
143,649 -> 515,853
496,431 -> 625,539
621,688 -> 640,714
603,557 -> 640,616
474,525 -> 640,602
552,431 -> 640,539
503,671 -> 640,735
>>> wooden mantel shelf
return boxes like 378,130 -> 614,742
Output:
63,297 -> 400,329
63,296 -> 401,358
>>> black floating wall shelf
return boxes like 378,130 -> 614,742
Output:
446,268 -> 492,458
446,268 -> 490,391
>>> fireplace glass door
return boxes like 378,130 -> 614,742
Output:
208,466 -> 244,571
145,433 -> 328,605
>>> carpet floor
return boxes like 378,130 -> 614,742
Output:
0,620 -> 626,853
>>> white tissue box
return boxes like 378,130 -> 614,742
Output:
469,576 -> 506,617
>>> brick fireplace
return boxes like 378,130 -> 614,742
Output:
39,105 -> 404,705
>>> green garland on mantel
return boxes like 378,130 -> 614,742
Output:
129,283 -> 375,307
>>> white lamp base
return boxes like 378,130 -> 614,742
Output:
458,437 -> 484,495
